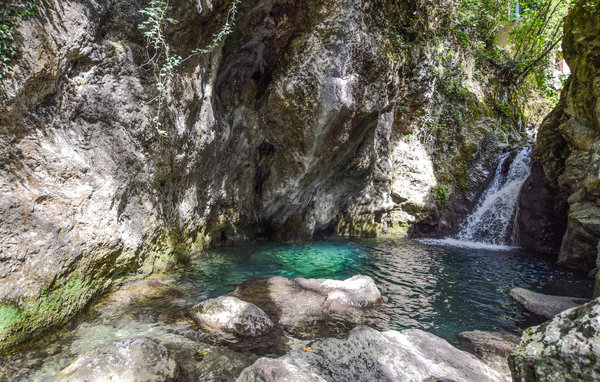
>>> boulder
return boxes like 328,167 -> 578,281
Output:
458,330 -> 519,378
293,275 -> 383,307
191,296 -> 274,338
236,326 -> 506,382
509,287 -> 589,319
232,275 -> 386,338
52,337 -> 183,382
509,298 -> 600,381
160,333 -> 259,382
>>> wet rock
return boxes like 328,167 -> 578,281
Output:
458,330 -> 519,378
509,298 -> 600,382
294,275 -> 383,307
509,287 -> 590,319
236,326 -> 506,382
161,333 -> 259,382
191,296 -> 274,338
232,275 -> 386,338
189,296 -> 283,354
52,337 -> 184,382
518,1 -> 600,290
517,160 -> 569,254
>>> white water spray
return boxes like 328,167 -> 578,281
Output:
422,147 -> 532,250
456,147 -> 532,245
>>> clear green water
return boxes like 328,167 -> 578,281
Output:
183,237 -> 592,338
0,238 -> 593,381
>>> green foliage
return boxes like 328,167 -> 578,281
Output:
454,0 -> 576,89
139,0 -> 241,136
508,0 -> 573,83
434,185 -> 449,206
0,0 -> 37,81
443,78 -> 470,95
496,101 -> 512,117
455,0 -> 511,49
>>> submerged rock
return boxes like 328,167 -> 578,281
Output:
161,333 -> 259,382
509,287 -> 589,319
232,275 -> 386,338
236,326 -> 506,382
191,296 -> 274,338
52,337 -> 183,382
189,296 -> 282,354
458,330 -> 519,378
509,298 -> 600,382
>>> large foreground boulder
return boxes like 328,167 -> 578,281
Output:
52,337 -> 183,382
232,275 -> 386,338
189,295 -> 282,353
509,298 -> 600,381
458,330 -> 519,378
236,326 -> 506,382
191,296 -> 274,338
509,287 -> 589,319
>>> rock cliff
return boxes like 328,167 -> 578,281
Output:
0,0 -> 534,350
518,0 -> 600,294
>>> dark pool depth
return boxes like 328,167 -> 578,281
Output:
0,237 -> 593,381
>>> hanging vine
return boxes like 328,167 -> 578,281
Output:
139,0 -> 241,135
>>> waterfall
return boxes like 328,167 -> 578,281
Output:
422,147 -> 532,250
456,147 -> 532,245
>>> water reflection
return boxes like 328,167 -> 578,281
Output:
0,237 -> 593,381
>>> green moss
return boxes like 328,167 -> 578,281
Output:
587,179 -> 600,199
0,304 -> 23,332
384,225 -> 409,237
335,217 -> 382,238
0,226 -> 209,352
0,273 -> 96,353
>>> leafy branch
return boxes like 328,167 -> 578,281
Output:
139,0 -> 241,136
509,0 -> 572,83
0,0 -> 38,81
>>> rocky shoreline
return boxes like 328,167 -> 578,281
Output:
34,275 -> 596,382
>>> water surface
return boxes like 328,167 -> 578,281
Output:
0,237 -> 593,381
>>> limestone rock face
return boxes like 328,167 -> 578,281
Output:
509,287 -> 590,319
52,337 -> 183,382
232,275 -> 386,338
0,0 -> 533,349
191,296 -> 273,338
236,326 -> 507,382
517,1 -> 600,285
509,298 -> 600,382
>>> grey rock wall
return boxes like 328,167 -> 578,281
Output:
0,0 -> 531,349
517,1 -> 600,294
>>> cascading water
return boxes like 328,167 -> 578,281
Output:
423,147 -> 532,250
456,147 -> 532,245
